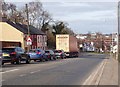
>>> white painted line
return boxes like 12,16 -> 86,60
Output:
89,61 -> 104,85
30,70 -> 41,74
2,80 -> 5,82
30,72 -> 35,74
19,74 -> 26,77
82,59 -> 106,85
2,69 -> 19,74
95,60 -> 107,85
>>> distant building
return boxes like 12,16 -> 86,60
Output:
77,33 -> 113,52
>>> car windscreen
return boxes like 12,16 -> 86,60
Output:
2,48 -> 15,53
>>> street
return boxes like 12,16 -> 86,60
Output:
2,53 -> 107,85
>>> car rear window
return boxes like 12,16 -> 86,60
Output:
2,48 -> 15,53
29,50 -> 36,52
45,51 -> 49,53
54,50 -> 62,53
29,49 -> 42,53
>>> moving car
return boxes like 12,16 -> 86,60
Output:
2,47 -> 30,65
44,50 -> 56,60
54,50 -> 66,59
27,49 -> 47,61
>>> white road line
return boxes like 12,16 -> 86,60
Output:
2,80 -> 5,82
2,69 -> 19,74
88,61 -> 105,85
30,70 -> 41,74
30,72 -> 35,74
95,60 -> 107,85
19,74 -> 26,77
82,59 -> 106,85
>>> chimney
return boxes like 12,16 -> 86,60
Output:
22,19 -> 28,25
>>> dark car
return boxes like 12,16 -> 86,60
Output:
2,47 -> 30,65
45,50 -> 56,60
27,49 -> 47,61
54,50 -> 66,59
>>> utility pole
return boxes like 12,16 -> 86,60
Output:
117,1 -> 120,60
26,4 -> 30,52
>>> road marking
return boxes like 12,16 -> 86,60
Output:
82,59 -> 106,85
2,69 -> 19,74
89,61 -> 105,85
19,74 -> 26,77
30,70 -> 41,74
95,60 -> 107,85
2,80 -> 5,82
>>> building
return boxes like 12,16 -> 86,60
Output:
0,18 -> 25,48
77,33 -> 113,52
17,23 -> 47,50
0,17 -> 47,50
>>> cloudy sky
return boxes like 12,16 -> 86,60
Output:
5,0 -> 118,34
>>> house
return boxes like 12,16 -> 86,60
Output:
0,17 -> 47,50
17,24 -> 47,50
0,18 -> 25,49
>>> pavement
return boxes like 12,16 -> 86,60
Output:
98,57 -> 118,85
83,53 -> 119,86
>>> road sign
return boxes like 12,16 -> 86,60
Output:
27,37 -> 32,45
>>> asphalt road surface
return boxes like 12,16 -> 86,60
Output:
2,53 -> 108,85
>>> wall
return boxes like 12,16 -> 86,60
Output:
0,22 -> 24,49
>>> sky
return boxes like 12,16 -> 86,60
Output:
4,0 -> 118,34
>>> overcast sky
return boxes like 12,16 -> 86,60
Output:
5,0 -> 118,34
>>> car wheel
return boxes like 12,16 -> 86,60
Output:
39,58 -> 43,62
11,61 -> 14,64
26,57 -> 30,64
50,56 -> 54,60
42,58 -> 46,62
53,56 -> 56,60
16,58 -> 21,64
61,56 -> 64,59
2,62 -> 4,65
34,60 -> 37,62
45,59 -> 48,61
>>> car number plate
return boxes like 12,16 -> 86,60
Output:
3,53 -> 9,57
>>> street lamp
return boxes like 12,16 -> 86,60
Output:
117,1 -> 120,61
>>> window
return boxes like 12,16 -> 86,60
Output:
38,36 -> 40,43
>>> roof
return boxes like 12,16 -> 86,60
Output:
1,17 -> 45,35
20,24 -> 45,35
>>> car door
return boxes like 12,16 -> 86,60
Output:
51,50 -> 54,57
17,47 -> 26,60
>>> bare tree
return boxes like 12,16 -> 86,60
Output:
21,0 -> 52,30
1,0 -> 9,17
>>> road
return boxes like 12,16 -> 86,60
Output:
2,53 -> 108,85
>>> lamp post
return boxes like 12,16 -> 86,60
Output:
117,1 -> 120,61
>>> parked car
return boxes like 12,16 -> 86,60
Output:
44,50 -> 56,60
2,47 -> 30,65
54,50 -> 66,59
27,49 -> 47,61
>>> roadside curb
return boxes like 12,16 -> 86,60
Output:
82,58 -> 107,85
